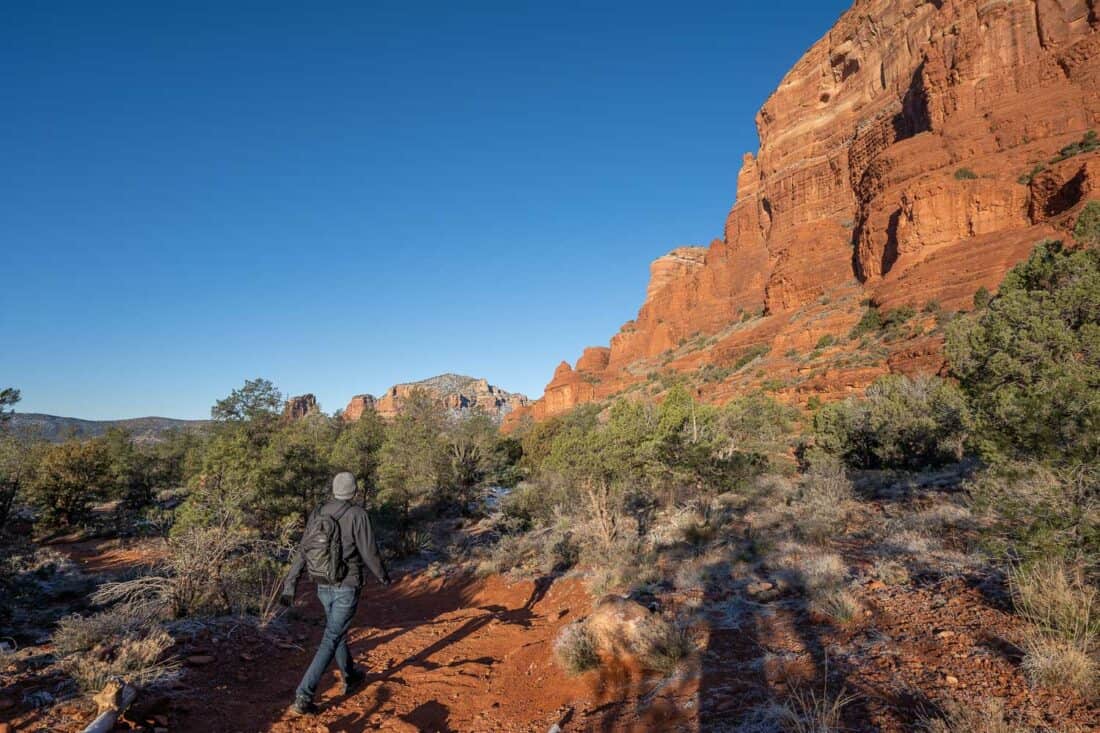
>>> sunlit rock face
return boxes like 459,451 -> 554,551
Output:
508,0 -> 1100,426
343,374 -> 527,424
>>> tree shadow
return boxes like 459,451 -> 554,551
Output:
402,700 -> 455,732
696,557 -> 883,732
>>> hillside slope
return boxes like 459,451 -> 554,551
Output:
7,413 -> 207,443
511,0 -> 1100,425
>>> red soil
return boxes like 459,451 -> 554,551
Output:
5,539 -> 1099,732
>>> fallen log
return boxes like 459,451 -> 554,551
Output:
81,677 -> 138,733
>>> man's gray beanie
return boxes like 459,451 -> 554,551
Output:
333,472 -> 357,500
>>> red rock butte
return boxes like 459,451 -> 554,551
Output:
507,0 -> 1100,429
343,374 -> 528,424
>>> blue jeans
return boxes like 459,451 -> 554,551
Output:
295,585 -> 360,702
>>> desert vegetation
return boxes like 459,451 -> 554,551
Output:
2,237 -> 1098,731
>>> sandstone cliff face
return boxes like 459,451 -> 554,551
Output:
513,0 -> 1100,426
283,394 -> 319,420
343,374 -> 527,424
343,394 -> 377,422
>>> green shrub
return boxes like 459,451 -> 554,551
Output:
882,305 -> 916,330
954,167 -> 978,180
28,438 -> 111,527
0,434 -> 37,530
967,463 -> 1099,568
813,375 -> 970,470
698,363 -> 733,383
815,334 -> 836,350
848,307 -> 883,339
946,240 -> 1100,464
715,392 -> 799,472
1073,200 -> 1100,245
734,344 -> 771,371
1051,130 -> 1098,163
1018,163 -> 1047,186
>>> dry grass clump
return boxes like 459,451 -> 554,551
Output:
906,503 -> 972,532
1010,560 -> 1098,641
53,608 -> 145,656
741,683 -> 855,732
477,529 -> 560,577
586,549 -> 659,597
768,545 -> 846,591
797,553 -> 847,592
791,463 -> 855,542
553,621 -> 599,676
920,698 -> 1025,733
810,588 -> 862,624
555,609 -> 693,679
766,545 -> 861,624
743,475 -> 799,537
636,616 -> 695,676
872,559 -> 911,586
75,515 -> 294,634
1019,635 -> 1097,694
58,625 -> 178,693
782,684 -> 855,733
91,575 -> 175,619
1009,559 -> 1098,694
876,528 -> 936,557
669,548 -> 732,593
166,522 -> 284,618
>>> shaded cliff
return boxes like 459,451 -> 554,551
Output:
512,0 -> 1100,426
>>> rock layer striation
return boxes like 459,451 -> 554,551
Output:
511,0 -> 1100,425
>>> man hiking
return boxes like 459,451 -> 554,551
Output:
281,471 -> 391,716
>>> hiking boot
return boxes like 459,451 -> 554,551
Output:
341,668 -> 367,696
290,698 -> 318,716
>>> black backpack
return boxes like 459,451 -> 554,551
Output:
303,502 -> 352,585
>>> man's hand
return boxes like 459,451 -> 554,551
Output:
279,592 -> 294,607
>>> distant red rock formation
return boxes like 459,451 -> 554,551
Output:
343,394 -> 377,422
283,394 -> 319,420
342,374 -> 527,424
509,0 -> 1100,428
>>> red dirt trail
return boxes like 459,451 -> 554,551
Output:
6,539 -> 1099,732
176,573 -> 601,733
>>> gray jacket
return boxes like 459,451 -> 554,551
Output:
284,499 -> 388,592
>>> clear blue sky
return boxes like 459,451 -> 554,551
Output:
3,1 -> 850,420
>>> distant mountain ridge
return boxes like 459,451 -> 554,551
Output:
9,373 -> 526,440
7,413 -> 208,443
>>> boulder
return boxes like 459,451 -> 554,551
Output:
584,595 -> 661,662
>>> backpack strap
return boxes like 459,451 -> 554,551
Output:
332,501 -> 353,522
